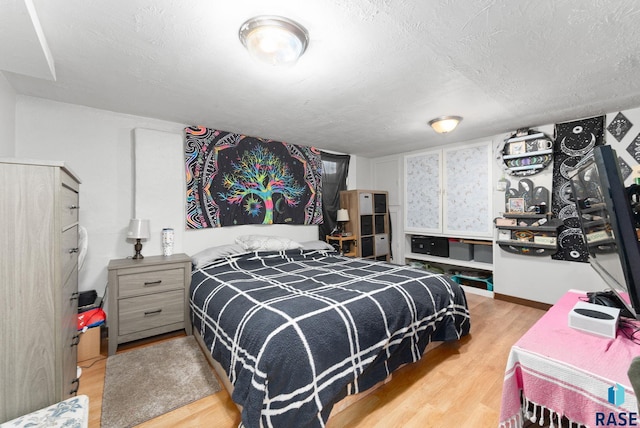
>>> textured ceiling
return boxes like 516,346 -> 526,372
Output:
2,0 -> 640,157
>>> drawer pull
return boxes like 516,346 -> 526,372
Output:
70,292 -> 79,301
70,378 -> 80,395
69,248 -> 79,254
144,280 -> 162,287
69,205 -> 79,210
144,309 -> 163,316
70,334 -> 80,347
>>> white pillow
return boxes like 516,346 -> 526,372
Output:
300,240 -> 336,251
235,235 -> 302,251
191,244 -> 247,269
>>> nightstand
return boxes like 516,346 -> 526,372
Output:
107,253 -> 192,356
326,235 -> 358,257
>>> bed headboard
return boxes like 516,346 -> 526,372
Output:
132,128 -> 319,257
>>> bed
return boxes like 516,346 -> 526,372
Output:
189,237 -> 470,428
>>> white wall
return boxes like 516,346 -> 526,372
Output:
14,93 -> 639,305
15,96 -> 185,296
372,109 -> 640,305
14,97 -> 324,298
488,126 -> 603,304
0,73 -> 16,157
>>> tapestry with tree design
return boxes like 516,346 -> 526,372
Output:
185,126 -> 323,228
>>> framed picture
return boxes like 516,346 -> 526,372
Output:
508,197 -> 525,213
508,141 -> 526,155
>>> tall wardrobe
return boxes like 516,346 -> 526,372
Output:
0,159 -> 81,423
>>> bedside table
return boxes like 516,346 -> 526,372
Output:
326,235 -> 357,257
107,253 -> 192,356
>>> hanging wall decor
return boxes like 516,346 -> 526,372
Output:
551,116 -> 605,262
496,128 -> 555,177
185,126 -> 323,229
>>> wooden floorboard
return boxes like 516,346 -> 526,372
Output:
78,292 -> 545,427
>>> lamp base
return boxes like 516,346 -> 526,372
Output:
132,239 -> 144,259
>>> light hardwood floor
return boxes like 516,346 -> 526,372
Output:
78,292 -> 545,427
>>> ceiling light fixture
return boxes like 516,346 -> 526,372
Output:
428,116 -> 463,134
239,16 -> 309,66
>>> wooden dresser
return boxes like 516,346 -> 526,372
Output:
0,159 -> 81,423
107,254 -> 192,356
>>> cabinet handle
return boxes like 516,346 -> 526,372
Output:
144,280 -> 162,286
69,205 -> 79,210
69,248 -> 79,254
70,334 -> 80,347
144,309 -> 162,316
70,292 -> 79,301
70,378 -> 80,395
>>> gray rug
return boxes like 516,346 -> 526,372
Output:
101,336 -> 221,427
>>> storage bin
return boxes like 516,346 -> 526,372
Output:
358,193 -> 373,215
474,244 -> 493,263
451,274 -> 493,291
77,326 -> 101,362
374,234 -> 389,256
411,236 -> 449,257
361,236 -> 374,258
449,240 -> 473,261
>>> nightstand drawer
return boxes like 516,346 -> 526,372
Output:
118,268 -> 185,298
119,290 -> 184,336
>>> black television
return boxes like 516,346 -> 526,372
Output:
569,145 -> 640,320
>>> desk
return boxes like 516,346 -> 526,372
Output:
499,290 -> 639,428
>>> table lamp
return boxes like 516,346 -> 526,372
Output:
127,219 -> 150,259
336,209 -> 349,236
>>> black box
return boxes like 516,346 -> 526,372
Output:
361,236 -> 374,258
410,236 -> 449,257
374,194 -> 387,213
360,215 -> 373,236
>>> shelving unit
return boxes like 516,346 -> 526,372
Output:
404,234 -> 494,297
405,251 -> 493,272
339,190 -> 390,261
498,130 -> 554,177
326,235 -> 358,257
496,213 -> 561,256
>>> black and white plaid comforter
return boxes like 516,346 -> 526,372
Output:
190,249 -> 470,428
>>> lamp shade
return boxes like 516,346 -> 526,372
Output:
127,219 -> 150,240
428,116 -> 463,134
239,16 -> 309,66
336,209 -> 349,222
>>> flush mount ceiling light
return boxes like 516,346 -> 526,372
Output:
428,116 -> 463,134
239,16 -> 309,66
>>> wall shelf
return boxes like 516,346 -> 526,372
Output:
502,149 -> 553,160
505,132 -> 545,143
496,213 -> 560,256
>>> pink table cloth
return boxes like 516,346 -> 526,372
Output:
499,290 -> 640,428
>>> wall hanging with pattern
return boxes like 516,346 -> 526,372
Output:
551,116 -> 605,262
185,126 -> 323,229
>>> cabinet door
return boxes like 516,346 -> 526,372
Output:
443,142 -> 493,237
404,150 -> 442,233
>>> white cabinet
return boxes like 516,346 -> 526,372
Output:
404,141 -> 493,238
404,150 -> 442,234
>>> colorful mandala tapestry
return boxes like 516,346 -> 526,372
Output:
185,126 -> 323,229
